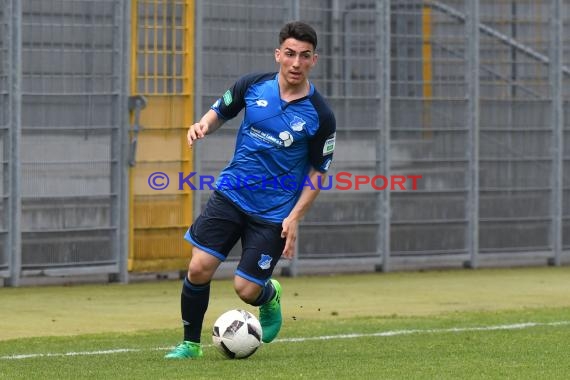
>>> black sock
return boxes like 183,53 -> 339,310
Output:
251,280 -> 275,306
181,276 -> 211,343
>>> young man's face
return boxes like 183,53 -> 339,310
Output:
275,38 -> 318,87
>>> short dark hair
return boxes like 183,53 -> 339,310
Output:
279,21 -> 317,50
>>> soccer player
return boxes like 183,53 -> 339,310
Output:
165,21 -> 336,359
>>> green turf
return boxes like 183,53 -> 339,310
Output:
0,267 -> 569,379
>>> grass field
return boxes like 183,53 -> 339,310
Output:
1,267 -> 569,379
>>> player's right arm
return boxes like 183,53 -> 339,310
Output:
187,109 -> 224,148
188,73 -> 273,148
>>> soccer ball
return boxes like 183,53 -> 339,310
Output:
212,309 -> 262,359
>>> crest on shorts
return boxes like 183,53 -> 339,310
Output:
258,254 -> 272,270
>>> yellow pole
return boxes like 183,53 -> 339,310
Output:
422,3 -> 433,138
182,0 -> 195,229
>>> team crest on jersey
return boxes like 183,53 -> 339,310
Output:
256,99 -> 268,107
258,254 -> 272,270
290,116 -> 306,131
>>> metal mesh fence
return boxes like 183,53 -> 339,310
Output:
2,0 -> 569,285
17,0 -> 126,279
135,0 -> 187,95
478,0 -> 552,257
390,0 -> 469,261
564,0 -> 570,254
196,0 -> 569,272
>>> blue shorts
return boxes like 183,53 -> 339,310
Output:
185,191 -> 285,286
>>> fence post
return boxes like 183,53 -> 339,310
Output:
118,0 -> 131,283
465,0 -> 480,269
376,0 -> 391,272
549,0 -> 563,267
7,0 -> 21,287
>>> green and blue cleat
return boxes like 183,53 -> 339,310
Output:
164,341 -> 203,359
259,279 -> 282,343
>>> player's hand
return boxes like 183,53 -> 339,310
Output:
187,121 -> 209,147
281,217 -> 298,259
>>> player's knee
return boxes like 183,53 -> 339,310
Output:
188,257 -> 212,283
234,278 -> 260,304
234,285 -> 256,304
188,258 -> 202,276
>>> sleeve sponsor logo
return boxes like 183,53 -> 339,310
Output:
223,90 -> 233,106
323,133 -> 335,156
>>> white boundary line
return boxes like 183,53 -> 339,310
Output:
1,320 -> 569,360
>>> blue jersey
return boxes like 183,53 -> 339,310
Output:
210,72 -> 336,223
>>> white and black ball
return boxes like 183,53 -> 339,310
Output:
212,309 -> 262,359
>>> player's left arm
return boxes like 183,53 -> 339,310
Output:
281,168 -> 326,259
281,104 -> 336,259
